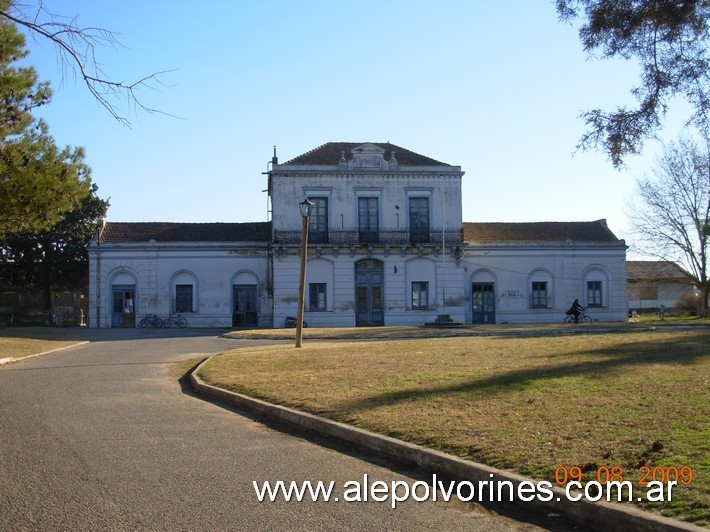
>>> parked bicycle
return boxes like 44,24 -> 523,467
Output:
563,311 -> 592,324
139,313 -> 163,328
162,312 -> 188,328
284,316 -> 307,328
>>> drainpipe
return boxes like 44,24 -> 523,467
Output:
441,183 -> 446,314
95,220 -> 106,328
268,243 -> 274,328
96,240 -> 101,328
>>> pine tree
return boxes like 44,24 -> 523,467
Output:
0,5 -> 91,236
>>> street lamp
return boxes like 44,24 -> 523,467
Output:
296,198 -> 314,348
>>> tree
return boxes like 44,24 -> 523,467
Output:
557,0 -> 710,167
1,10 -> 92,236
629,133 -> 709,317
0,0 -> 172,126
0,183 -> 109,319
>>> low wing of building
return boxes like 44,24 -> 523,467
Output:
627,260 -> 695,312
462,221 -> 627,324
90,222 -> 271,328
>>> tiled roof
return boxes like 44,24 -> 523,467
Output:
463,220 -> 621,243
283,142 -> 449,166
98,222 -> 271,243
627,261 -> 693,281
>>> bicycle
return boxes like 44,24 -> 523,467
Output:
564,311 -> 592,324
284,316 -> 307,328
162,312 -> 188,328
139,313 -> 163,328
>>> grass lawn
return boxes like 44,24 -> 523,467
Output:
0,327 -> 90,359
199,328 -> 710,526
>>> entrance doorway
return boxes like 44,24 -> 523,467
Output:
355,259 -> 384,326
472,283 -> 495,324
233,285 -> 258,327
112,285 -> 135,327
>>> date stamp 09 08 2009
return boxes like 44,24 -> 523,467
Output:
554,465 -> 694,487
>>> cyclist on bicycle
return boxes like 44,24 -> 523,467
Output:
569,299 -> 585,323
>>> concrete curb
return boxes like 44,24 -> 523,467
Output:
0,341 -> 90,366
190,357 -> 700,532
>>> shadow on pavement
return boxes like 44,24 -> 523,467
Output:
176,362 -> 595,532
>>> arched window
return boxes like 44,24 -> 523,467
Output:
170,271 -> 198,313
584,267 -> 609,308
306,259 -> 334,311
528,268 -> 553,309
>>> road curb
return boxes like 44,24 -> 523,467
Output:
190,357 -> 700,532
0,341 -> 90,366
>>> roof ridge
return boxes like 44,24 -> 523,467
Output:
282,142 -> 449,166
463,220 -> 621,243
100,221 -> 271,243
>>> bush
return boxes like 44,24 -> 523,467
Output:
675,292 -> 700,313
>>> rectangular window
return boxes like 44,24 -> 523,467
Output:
309,283 -> 327,311
176,284 -> 193,312
358,197 -> 379,243
531,281 -> 547,308
640,286 -> 658,300
308,197 -> 328,243
587,281 -> 603,307
412,281 -> 429,309
409,197 -> 430,243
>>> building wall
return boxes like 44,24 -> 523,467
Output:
89,238 -> 628,328
87,142 -> 629,328
628,281 -> 696,311
272,250 -> 466,328
269,146 -> 466,327
462,244 -> 628,323
271,173 -> 463,237
89,242 -> 272,328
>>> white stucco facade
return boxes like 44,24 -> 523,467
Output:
269,143 -> 466,327
88,142 -> 628,328
89,238 -> 272,328
462,242 -> 628,324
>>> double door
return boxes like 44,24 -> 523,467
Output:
233,285 -> 258,327
112,285 -> 135,327
472,283 -> 495,324
355,260 -> 384,327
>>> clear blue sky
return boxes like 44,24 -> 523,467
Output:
20,1 -> 692,253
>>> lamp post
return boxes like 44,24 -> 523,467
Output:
296,198 -> 314,348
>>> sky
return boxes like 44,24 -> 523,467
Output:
16,0 -> 694,256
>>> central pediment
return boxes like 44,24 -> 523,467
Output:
345,143 -> 396,170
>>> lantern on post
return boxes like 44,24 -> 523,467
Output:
295,199 -> 314,348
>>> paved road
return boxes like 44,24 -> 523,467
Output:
0,330 -> 575,531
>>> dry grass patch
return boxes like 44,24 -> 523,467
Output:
199,330 -> 710,525
225,322 -> 655,340
0,327 -> 90,359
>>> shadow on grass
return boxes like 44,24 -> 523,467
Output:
178,362 -> 598,532
336,331 -> 710,413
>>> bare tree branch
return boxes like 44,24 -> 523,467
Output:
629,132 -> 710,315
0,1 -> 180,126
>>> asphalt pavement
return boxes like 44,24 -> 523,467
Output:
0,329 -> 582,531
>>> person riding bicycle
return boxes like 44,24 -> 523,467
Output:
569,299 -> 585,323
